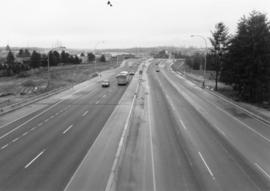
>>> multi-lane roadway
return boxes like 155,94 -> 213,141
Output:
1,58 -> 270,191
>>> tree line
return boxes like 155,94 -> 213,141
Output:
0,49 -> 107,76
176,11 -> 270,103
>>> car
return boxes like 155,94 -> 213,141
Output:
129,71 -> 135,75
101,80 -> 110,87
156,69 -> 160,72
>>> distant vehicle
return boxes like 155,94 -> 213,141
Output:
116,73 -> 129,85
101,80 -> 110,87
120,71 -> 129,75
129,71 -> 135,75
156,68 -> 160,72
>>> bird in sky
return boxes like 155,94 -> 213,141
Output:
107,1 -> 113,7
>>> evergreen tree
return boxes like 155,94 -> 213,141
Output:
30,51 -> 41,68
227,11 -> 270,102
209,22 -> 230,90
87,52 -> 95,62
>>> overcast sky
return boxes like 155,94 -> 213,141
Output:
1,0 -> 269,49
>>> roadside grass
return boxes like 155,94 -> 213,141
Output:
0,59 -> 121,107
172,61 -> 270,114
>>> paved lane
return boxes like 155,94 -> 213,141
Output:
0,63 -> 137,191
149,59 -> 270,190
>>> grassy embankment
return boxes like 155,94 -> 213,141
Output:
0,59 -> 121,107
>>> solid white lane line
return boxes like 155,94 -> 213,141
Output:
147,80 -> 157,191
44,118 -> 49,122
212,104 -> 270,144
63,125 -> 73,134
199,152 -> 215,179
25,149 -> 46,169
1,144 -> 8,150
165,71 -> 270,144
82,111 -> 88,117
95,100 -> 100,104
105,82 -> 140,191
0,100 -> 63,140
255,163 -> 270,179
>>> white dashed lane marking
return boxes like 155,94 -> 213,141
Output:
82,111 -> 89,117
1,144 -> 8,150
63,125 -> 73,134
25,149 -> 46,168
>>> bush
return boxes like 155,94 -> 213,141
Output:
22,80 -> 36,87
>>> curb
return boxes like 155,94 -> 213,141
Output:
170,65 -> 270,127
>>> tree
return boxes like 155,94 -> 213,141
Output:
226,11 -> 270,102
61,51 -> 70,64
6,51 -> 15,75
87,52 -> 95,62
49,51 -> 61,66
30,51 -> 41,68
100,54 -> 106,62
209,22 -> 230,90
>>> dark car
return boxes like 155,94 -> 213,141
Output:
129,71 -> 135,75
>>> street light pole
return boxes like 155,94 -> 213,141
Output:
47,46 -> 66,89
191,35 -> 208,88
93,41 -> 104,74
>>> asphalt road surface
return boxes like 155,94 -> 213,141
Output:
116,59 -> 270,191
0,63 -> 136,191
1,58 -> 270,191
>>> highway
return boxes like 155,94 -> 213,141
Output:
115,59 -> 270,191
0,60 -> 138,191
1,58 -> 270,191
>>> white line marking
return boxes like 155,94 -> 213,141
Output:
0,101 -> 63,140
145,74 -> 158,191
164,70 -> 270,144
22,132 -> 28,136
63,125 -> 73,134
1,144 -> 8,150
102,94 -> 106,98
30,127 -> 36,131
105,82 -> 140,191
44,118 -> 49,122
38,122 -> 43,126
95,100 -> 100,104
148,94 -> 157,191
179,119 -> 187,130
50,115 -> 54,119
199,152 -> 215,179
255,163 -> 270,179
56,112 -> 59,115
82,111 -> 88,117
12,137 -> 19,142
212,103 -> 270,144
25,149 -> 46,168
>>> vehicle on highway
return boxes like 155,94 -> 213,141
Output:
120,71 -> 129,75
101,80 -> 110,87
156,68 -> 160,72
116,73 -> 129,85
129,71 -> 135,75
